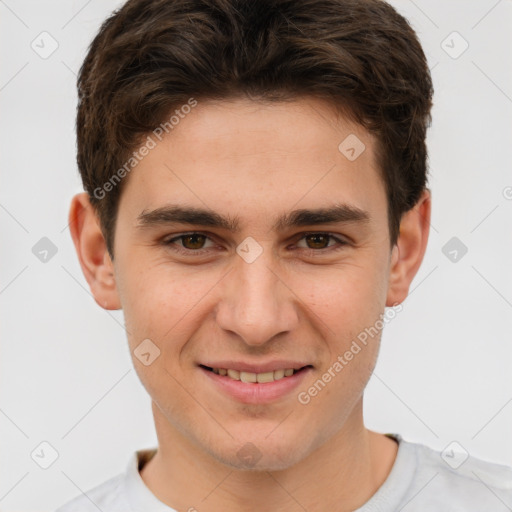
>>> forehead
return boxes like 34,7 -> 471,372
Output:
118,97 -> 387,228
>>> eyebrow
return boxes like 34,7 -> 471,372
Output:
136,203 -> 370,232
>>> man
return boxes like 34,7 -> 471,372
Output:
57,0 -> 512,510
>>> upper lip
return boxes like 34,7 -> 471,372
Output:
199,361 -> 312,374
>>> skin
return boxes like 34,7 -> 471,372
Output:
69,96 -> 430,511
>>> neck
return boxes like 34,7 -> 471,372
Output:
140,400 -> 398,512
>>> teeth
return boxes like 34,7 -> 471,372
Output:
240,371 -> 257,383
273,369 -> 285,380
212,367 -> 298,382
256,371 -> 274,383
227,369 -> 240,380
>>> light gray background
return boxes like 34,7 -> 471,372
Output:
1,1 -> 511,510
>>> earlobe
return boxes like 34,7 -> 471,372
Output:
68,192 -> 122,310
386,189 -> 431,307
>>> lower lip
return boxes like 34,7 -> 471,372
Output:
200,366 -> 312,404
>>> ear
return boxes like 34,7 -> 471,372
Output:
68,192 -> 121,310
386,189 -> 431,306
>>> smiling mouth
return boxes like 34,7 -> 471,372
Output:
199,364 -> 312,383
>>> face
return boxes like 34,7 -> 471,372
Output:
94,97 -> 405,470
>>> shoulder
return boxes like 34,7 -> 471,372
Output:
401,436 -> 512,510
54,473 -> 128,512
54,448 -> 160,512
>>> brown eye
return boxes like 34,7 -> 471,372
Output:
163,232 -> 216,253
179,233 -> 207,249
304,234 -> 331,249
295,233 -> 347,253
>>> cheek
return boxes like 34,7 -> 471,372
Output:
293,258 -> 388,397
295,258 -> 388,333
119,261 -> 216,346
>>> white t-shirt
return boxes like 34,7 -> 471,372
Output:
55,433 -> 512,511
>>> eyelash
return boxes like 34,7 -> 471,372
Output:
161,231 -> 348,257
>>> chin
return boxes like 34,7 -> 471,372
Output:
205,434 -> 311,472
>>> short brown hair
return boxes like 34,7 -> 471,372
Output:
76,0 -> 433,257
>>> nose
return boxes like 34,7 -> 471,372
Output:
215,247 -> 299,346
